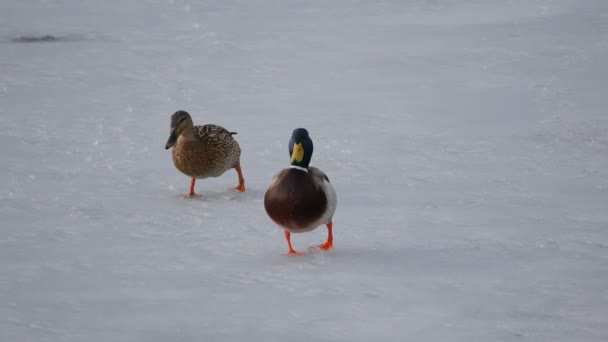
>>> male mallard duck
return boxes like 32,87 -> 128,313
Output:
165,110 -> 245,197
264,128 -> 337,255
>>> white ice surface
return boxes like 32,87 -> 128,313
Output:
1,0 -> 607,341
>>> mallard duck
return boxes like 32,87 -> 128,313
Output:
264,128 -> 337,255
165,110 -> 245,197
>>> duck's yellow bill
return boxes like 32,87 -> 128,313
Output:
291,143 -> 304,163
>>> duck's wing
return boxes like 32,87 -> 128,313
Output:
308,167 -> 330,183
308,167 -> 337,222
194,124 -> 238,144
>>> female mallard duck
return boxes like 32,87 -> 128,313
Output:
264,128 -> 337,255
165,110 -> 245,197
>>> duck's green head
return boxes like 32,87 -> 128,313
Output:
165,110 -> 193,149
289,128 -> 313,169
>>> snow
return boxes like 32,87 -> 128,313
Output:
1,0 -> 608,341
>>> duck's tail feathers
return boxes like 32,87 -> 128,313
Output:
230,132 -> 237,135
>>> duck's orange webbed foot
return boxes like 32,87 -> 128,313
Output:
183,178 -> 201,198
283,249 -> 305,256
318,222 -> 334,250
283,231 -> 305,256
318,241 -> 333,250
183,193 -> 201,198
234,165 -> 246,192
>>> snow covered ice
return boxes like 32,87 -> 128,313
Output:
1,0 -> 607,341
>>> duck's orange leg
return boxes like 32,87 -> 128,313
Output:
234,165 -> 246,192
318,221 -> 333,250
184,178 -> 201,198
283,231 -> 304,255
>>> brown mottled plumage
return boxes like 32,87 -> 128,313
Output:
165,110 -> 245,197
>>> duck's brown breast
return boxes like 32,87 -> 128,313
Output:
264,169 -> 328,232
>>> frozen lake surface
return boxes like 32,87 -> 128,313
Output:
1,1 -> 607,341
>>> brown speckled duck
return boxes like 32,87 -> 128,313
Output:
264,128 -> 337,255
165,110 -> 245,197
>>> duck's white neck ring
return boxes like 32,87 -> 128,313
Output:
290,165 -> 309,173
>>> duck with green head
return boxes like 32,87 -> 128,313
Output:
165,110 -> 245,197
264,128 -> 337,255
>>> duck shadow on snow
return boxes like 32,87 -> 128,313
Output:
8,33 -> 102,44
267,246 -> 408,265
170,187 -> 265,203
265,245 -> 484,276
